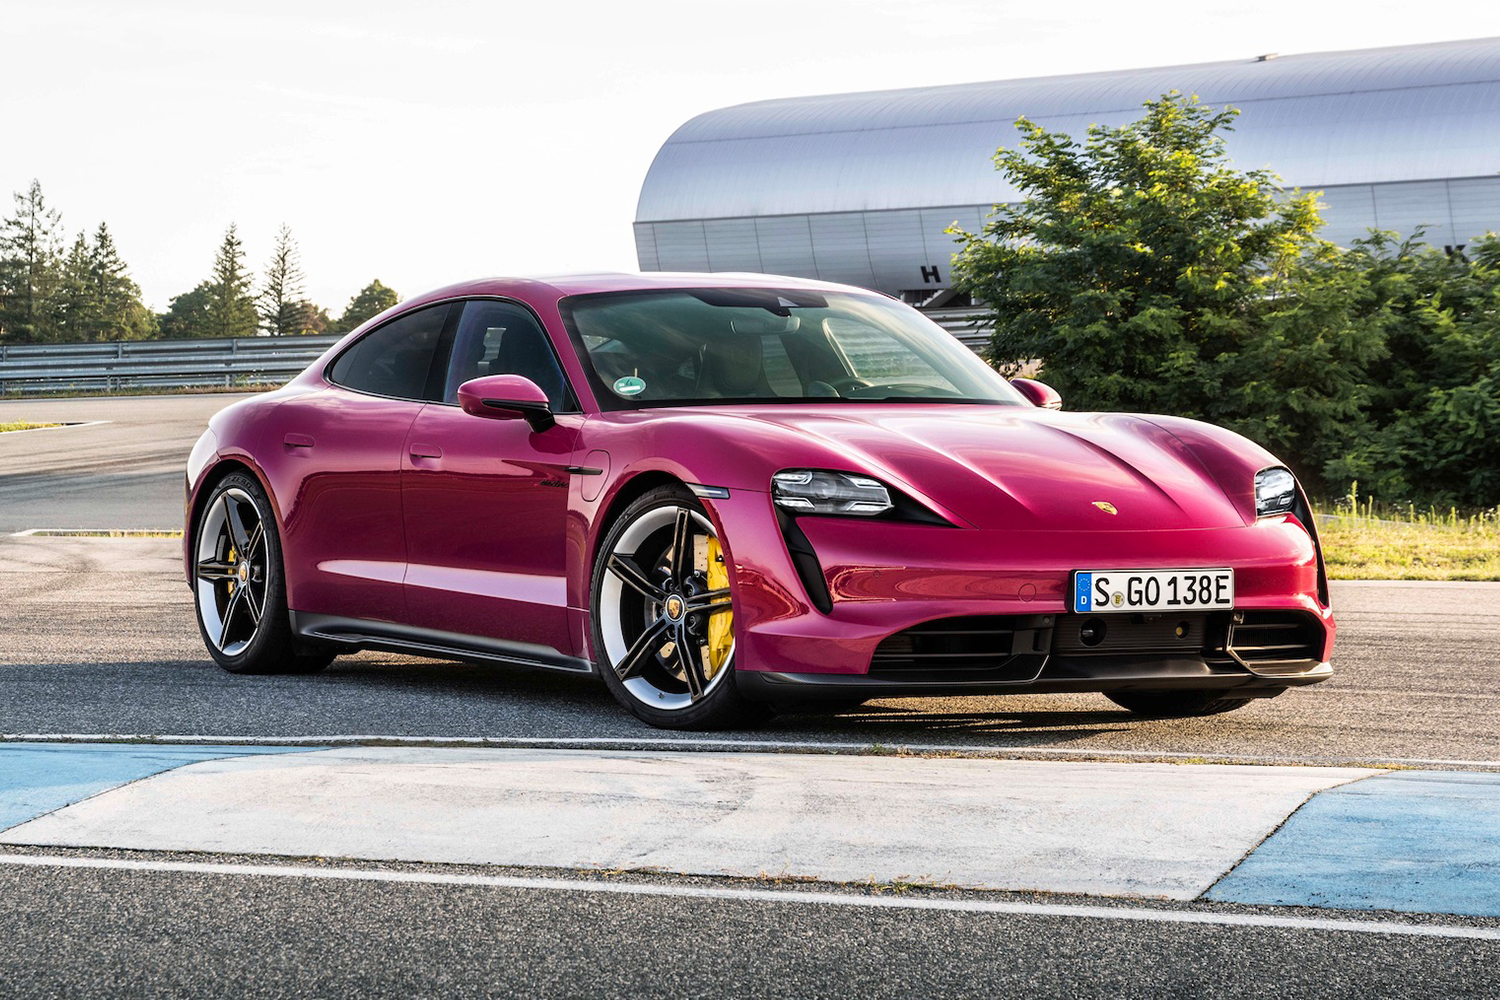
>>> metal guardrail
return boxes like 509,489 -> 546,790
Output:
0,336 -> 341,395
924,307 -> 992,352
0,310 -> 993,397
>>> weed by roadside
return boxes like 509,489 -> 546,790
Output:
1316,483 -> 1500,581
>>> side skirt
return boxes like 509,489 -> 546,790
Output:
290,611 -> 595,675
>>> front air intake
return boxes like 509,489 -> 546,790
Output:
869,615 -> 1052,682
1226,610 -> 1324,676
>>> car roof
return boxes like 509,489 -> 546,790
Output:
398,271 -> 888,309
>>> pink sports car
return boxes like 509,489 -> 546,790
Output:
184,273 -> 1334,729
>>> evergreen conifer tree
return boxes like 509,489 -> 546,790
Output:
0,180 -> 65,343
205,224 -> 257,338
257,224 -> 313,336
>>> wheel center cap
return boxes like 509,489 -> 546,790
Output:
238,562 -> 250,583
664,594 -> 686,622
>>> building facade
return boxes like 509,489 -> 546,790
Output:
635,38 -> 1500,300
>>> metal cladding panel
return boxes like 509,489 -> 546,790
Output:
1448,177 -> 1500,245
637,38 -> 1500,224
651,222 -> 711,271
863,210 -> 928,292
1313,185 -> 1381,247
632,223 -> 660,271
754,216 -> 818,278
1373,181 -> 1458,247
807,214 -> 877,287
702,218 -> 763,272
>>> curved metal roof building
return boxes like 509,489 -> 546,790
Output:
635,37 -> 1500,298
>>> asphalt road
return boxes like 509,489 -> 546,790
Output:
4,393 -> 1499,996
0,392 -> 241,532
0,850 -> 1495,1000
1,394 -> 1497,765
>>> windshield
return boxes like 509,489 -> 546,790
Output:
559,287 -> 1028,409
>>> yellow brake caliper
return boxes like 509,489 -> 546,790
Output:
226,546 -> 237,595
702,535 -> 732,678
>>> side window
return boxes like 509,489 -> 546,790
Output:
444,300 -> 572,410
329,304 -> 451,400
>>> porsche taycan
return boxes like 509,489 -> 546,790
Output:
185,273 -> 1334,729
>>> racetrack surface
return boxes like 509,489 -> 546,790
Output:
0,393 -> 242,533
5,393 -> 1500,998
3,849 -> 1496,1000
0,392 -> 1495,765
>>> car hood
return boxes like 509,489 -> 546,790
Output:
713,405 -> 1254,531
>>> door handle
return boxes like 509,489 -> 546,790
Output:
409,443 -> 443,459
284,433 -> 314,449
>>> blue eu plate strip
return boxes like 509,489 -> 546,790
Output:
1073,572 -> 1092,613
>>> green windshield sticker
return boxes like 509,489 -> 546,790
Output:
613,376 -> 646,397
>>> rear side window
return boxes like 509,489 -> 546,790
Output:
329,304 -> 451,400
442,300 -> 573,409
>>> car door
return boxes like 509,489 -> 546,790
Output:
400,298 -> 583,657
273,302 -> 455,624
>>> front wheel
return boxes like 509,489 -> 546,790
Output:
192,471 -> 334,675
1106,689 -> 1271,718
590,485 -> 770,730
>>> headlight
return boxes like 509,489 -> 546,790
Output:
772,470 -> 893,516
1255,467 -> 1297,518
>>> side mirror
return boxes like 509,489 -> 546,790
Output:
1009,377 -> 1062,410
457,375 -> 555,431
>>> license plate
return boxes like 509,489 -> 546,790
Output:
1072,568 -> 1234,614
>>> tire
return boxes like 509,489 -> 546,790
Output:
1105,689 -> 1270,718
590,485 -> 771,730
191,471 -> 334,676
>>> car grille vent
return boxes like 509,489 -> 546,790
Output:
1052,612 -> 1221,656
869,615 -> 1052,682
1226,611 -> 1324,676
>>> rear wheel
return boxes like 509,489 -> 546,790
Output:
1106,689 -> 1269,717
193,471 -> 334,675
591,485 -> 770,730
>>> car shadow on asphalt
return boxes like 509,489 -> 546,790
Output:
4,656 -> 1139,744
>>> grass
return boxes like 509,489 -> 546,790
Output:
1316,485 -> 1500,581
0,421 -> 63,432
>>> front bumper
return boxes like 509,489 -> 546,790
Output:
708,492 -> 1335,696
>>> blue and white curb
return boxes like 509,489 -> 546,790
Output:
0,742 -> 318,831
0,743 -> 1496,917
1209,770 -> 1500,916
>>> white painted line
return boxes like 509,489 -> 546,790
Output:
9,529 -> 182,538
0,420 -> 110,435
4,734 -> 1498,770
0,853 -> 1492,940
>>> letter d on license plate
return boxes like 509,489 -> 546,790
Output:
1072,568 -> 1234,613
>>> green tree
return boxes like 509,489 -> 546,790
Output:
159,282 -> 215,339
299,301 -> 332,334
257,223 -> 314,336
332,279 -> 398,332
1322,232 -> 1500,506
54,232 -> 96,343
85,223 -> 154,341
0,179 -> 65,343
205,223 -> 257,338
949,93 -> 1385,491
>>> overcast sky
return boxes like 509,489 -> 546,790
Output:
6,0 -> 1497,312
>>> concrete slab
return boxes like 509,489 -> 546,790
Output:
1207,770 -> 1500,916
0,742 -> 316,832
0,748 -> 1375,899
